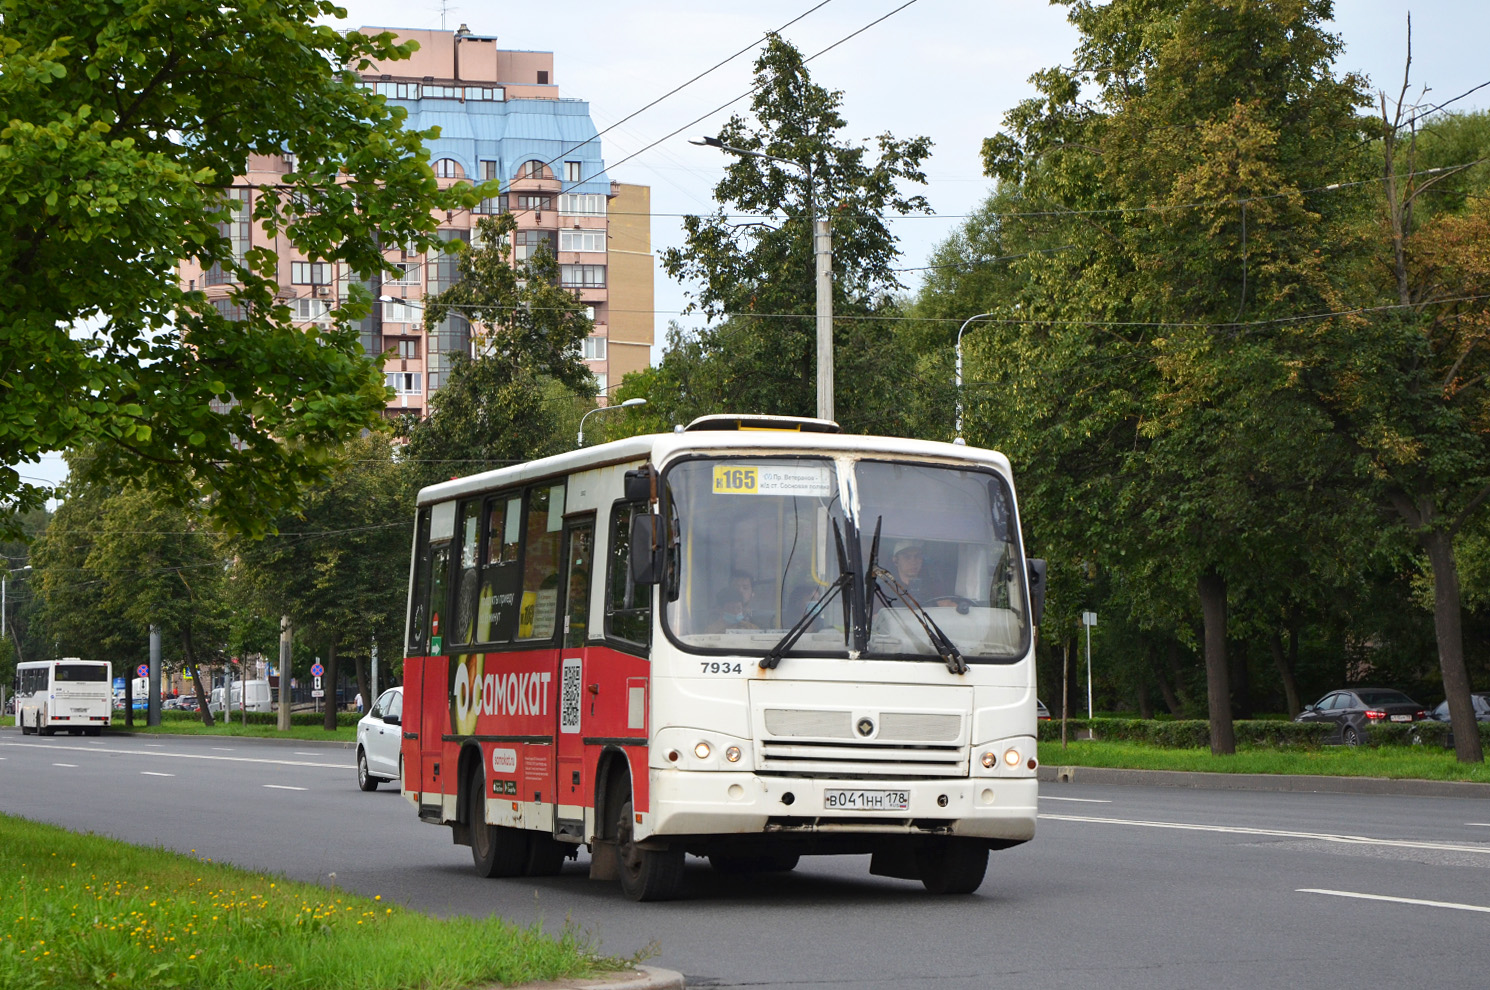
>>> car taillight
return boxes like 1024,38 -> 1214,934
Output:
1415,711 -> 1425,720
1364,710 -> 1386,720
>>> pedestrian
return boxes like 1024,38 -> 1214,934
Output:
354,691 -> 363,714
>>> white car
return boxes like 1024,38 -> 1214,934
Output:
356,686 -> 404,791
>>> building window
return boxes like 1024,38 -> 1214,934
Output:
424,84 -> 459,99
481,160 -> 498,180
386,261 -> 420,285
559,193 -> 606,216
374,81 -> 421,100
593,372 -> 608,394
397,338 -> 420,360
581,335 -> 607,360
433,158 -> 465,180
513,194 -> 552,213
474,194 -> 507,215
211,298 -> 248,322
514,230 -> 556,263
537,70 -> 549,85
290,298 -> 332,324
282,152 -> 296,173
465,86 -> 504,102
560,264 -> 606,288
517,160 -> 553,180
560,229 -> 605,253
291,261 -> 333,285
382,300 -> 420,324
386,372 -> 422,395
565,161 -> 582,182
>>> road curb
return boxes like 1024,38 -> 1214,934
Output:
1039,764 -> 1490,799
492,965 -> 684,990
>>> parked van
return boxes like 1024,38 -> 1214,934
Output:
209,680 -> 273,715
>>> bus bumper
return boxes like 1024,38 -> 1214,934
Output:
642,771 -> 1037,843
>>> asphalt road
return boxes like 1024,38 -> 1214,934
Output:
4,729 -> 1490,989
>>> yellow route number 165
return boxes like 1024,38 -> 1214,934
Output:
712,465 -> 758,493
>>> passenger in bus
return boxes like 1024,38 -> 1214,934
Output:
706,587 -> 759,633
729,570 -> 758,624
788,583 -> 827,631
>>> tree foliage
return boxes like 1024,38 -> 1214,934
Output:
0,0 -> 485,539
647,34 -> 931,433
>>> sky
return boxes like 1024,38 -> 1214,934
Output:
17,0 -> 1490,495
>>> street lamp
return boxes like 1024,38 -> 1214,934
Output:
691,135 -> 834,423
578,397 -> 647,447
954,312 -> 999,444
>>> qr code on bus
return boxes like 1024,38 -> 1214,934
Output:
559,657 -> 583,734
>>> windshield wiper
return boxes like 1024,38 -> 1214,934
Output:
863,517 -> 967,674
761,520 -> 854,669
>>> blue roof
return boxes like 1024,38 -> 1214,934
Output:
392,97 -> 611,193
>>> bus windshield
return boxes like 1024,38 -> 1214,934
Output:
662,455 -> 1029,663
664,457 -> 850,655
856,460 -> 1027,662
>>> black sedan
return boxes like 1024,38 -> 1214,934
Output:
1426,692 -> 1490,722
1294,688 -> 1426,745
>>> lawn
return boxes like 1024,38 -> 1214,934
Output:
0,814 -> 627,990
1039,739 -> 1490,783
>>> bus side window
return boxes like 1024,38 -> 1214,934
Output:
427,543 -> 451,651
477,494 -> 522,644
449,500 -> 482,647
607,501 -> 652,651
407,508 -> 431,655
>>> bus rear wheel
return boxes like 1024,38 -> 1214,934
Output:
917,838 -> 988,895
616,798 -> 684,902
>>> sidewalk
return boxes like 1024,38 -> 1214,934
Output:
490,966 -> 683,990
1039,763 -> 1490,799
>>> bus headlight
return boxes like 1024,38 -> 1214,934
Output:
694,742 -> 711,760
725,746 -> 741,763
980,751 -> 997,769
1003,748 -> 1021,767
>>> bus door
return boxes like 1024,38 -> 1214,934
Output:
554,515 -> 595,840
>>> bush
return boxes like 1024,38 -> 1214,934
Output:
140,708 -> 359,728
1234,720 -> 1332,748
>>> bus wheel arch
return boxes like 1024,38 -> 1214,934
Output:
454,741 -> 486,835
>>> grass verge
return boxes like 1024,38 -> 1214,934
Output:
0,813 -> 627,990
106,721 -> 358,743
1038,739 -> 1490,783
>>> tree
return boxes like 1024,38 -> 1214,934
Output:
0,0 -> 485,539
231,434 -> 409,730
975,0 -> 1369,752
1309,84 -> 1490,760
649,34 -> 931,434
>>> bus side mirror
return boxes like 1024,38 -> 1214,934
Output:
629,513 -> 661,585
1027,559 -> 1047,626
624,467 -> 654,503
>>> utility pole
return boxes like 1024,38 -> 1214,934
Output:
148,625 -> 161,727
278,616 -> 292,732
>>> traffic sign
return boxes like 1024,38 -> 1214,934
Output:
310,662 -> 324,677
313,675 -> 322,690
136,664 -> 149,678
311,690 -> 324,698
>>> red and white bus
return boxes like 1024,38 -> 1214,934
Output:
400,416 -> 1045,900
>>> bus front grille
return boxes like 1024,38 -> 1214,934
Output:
758,739 -> 966,777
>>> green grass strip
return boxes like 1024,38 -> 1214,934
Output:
0,814 -> 628,990
1039,740 -> 1490,783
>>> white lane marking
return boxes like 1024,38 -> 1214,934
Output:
1041,795 -> 1112,804
263,784 -> 306,791
52,763 -> 78,768
141,771 -> 175,777
211,747 -> 234,752
293,752 -> 321,756
1,741 -> 348,770
1039,813 -> 1490,856
1467,823 -> 1490,828
1299,888 -> 1490,914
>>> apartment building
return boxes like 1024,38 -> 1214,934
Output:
180,25 -> 654,418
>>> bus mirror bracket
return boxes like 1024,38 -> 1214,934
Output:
629,513 -> 661,585
1027,559 -> 1047,626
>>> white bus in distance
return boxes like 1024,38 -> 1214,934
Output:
15,658 -> 113,736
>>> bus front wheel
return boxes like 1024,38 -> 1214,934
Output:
917,838 -> 988,895
616,798 -> 684,902
468,770 -> 529,878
